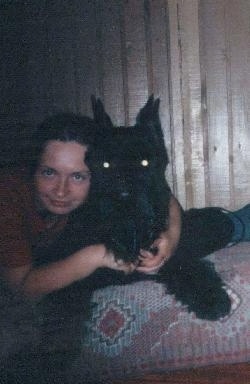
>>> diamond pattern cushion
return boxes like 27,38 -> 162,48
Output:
73,243 -> 250,383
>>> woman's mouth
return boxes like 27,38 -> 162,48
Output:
50,200 -> 70,208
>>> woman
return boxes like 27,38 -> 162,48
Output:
0,113 -> 146,381
0,113 -> 138,299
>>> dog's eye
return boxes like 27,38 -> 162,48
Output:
103,162 -> 110,168
141,159 -> 149,167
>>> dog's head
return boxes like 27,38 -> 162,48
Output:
88,95 -> 169,201
86,95 -> 171,259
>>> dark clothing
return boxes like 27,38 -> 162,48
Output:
0,167 -> 67,268
177,207 -> 234,260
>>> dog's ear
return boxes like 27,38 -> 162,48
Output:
136,94 -> 169,164
91,95 -> 114,132
136,94 -> 159,125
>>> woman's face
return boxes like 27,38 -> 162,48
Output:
34,140 -> 91,215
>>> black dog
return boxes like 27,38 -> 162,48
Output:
36,96 -> 231,323
87,95 -> 231,321
86,95 -> 171,261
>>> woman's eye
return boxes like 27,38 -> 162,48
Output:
72,172 -> 91,181
41,168 -> 54,177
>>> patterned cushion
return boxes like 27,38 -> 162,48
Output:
75,243 -> 250,383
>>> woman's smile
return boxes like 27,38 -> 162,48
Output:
34,141 -> 91,215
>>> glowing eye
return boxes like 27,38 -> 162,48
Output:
103,162 -> 110,168
141,159 -> 149,167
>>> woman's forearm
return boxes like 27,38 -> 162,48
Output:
2,245 -> 106,299
22,244 -> 108,298
136,194 -> 183,273
165,194 -> 182,255
3,244 -> 134,299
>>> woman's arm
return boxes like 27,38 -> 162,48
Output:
136,194 -> 182,274
2,245 -> 134,298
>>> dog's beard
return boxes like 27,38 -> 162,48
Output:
88,179 -> 170,262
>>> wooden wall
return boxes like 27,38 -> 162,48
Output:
1,0 -> 250,209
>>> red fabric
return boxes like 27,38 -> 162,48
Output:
0,168 -> 66,268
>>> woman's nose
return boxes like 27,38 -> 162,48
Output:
54,178 -> 68,197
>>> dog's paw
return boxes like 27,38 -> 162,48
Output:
186,283 -> 231,321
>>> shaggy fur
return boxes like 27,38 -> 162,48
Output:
36,96 -> 231,326
87,95 -> 171,260
87,95 -> 231,321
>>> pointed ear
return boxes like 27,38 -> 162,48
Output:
136,95 -> 168,164
91,95 -> 114,131
136,94 -> 160,126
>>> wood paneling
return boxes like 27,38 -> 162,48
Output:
168,0 -> 206,207
1,0 -> 250,209
199,0 -> 231,208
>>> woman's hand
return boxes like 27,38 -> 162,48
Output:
136,195 -> 182,274
102,249 -> 136,274
136,233 -> 174,274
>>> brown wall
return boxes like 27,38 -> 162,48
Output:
1,0 -> 250,209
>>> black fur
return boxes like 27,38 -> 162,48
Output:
86,95 -> 171,260
36,96 -> 231,324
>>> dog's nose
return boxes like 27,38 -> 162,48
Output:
120,191 -> 130,199
115,174 -> 132,199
